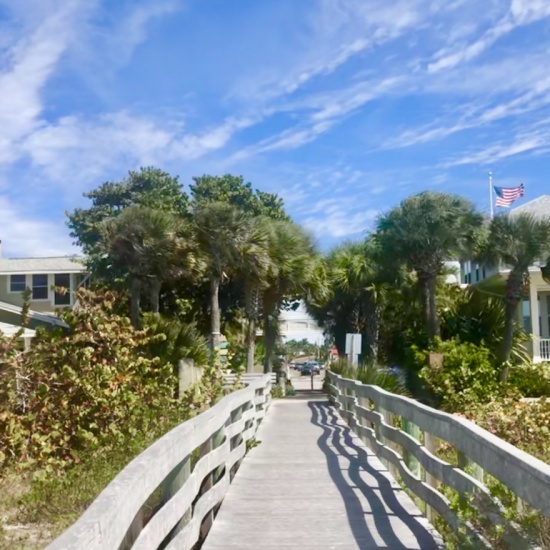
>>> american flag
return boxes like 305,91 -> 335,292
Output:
494,183 -> 524,207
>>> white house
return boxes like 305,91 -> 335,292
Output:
278,302 -> 325,345
461,195 -> 550,362
0,251 -> 86,339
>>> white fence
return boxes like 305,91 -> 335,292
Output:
327,371 -> 550,549
46,374 -> 272,550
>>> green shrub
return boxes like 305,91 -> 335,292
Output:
508,362 -> 550,398
329,359 -> 409,395
142,313 -> 209,369
417,339 -> 500,411
0,289 -> 181,474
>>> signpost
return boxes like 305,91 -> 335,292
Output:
345,333 -> 362,367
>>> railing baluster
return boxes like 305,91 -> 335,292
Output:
402,418 -> 421,477
161,455 -> 192,538
423,432 -> 439,522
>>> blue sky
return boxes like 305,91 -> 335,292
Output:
1,0 -> 550,257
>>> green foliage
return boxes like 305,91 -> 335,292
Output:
508,362 -> 550,398
190,174 -> 288,220
142,313 -> 209,369
476,213 -> 550,367
441,286 -> 531,366
377,191 -> 483,338
330,359 -> 409,395
280,339 -> 321,360
417,339 -> 501,411
0,289 -> 180,473
67,167 -> 188,278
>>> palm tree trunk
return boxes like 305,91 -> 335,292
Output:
365,293 -> 380,360
246,316 -> 256,373
427,275 -> 440,338
130,278 -> 141,329
263,305 -> 279,373
499,274 -> 523,380
210,276 -> 221,353
245,284 -> 259,373
419,274 -> 440,340
150,279 -> 161,314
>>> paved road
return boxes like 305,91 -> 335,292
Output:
202,382 -> 443,549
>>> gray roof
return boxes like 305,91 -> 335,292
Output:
0,300 -> 69,327
0,256 -> 86,275
510,195 -> 550,219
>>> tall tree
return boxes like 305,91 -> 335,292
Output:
261,221 -> 324,372
477,213 -> 550,375
240,217 -> 272,373
68,167 -> 188,280
99,207 -> 187,327
377,192 -> 483,340
193,202 -> 257,355
190,174 -> 288,220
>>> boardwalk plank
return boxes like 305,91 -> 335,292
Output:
203,392 -> 443,550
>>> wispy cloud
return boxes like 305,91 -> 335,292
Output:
0,196 -> 75,257
21,112 -> 256,194
443,130 -> 550,167
428,0 -> 550,73
0,0 -> 93,162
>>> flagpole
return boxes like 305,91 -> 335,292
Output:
489,171 -> 494,219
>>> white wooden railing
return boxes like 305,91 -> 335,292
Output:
46,374 -> 272,550
327,371 -> 550,549
540,339 -> 550,361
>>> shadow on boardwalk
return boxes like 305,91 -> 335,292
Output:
308,400 -> 442,550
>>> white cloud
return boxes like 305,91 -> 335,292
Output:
0,1 -> 92,162
443,132 -> 550,167
303,208 -> 379,239
0,196 -> 76,257
428,0 -> 550,73
19,111 -> 256,193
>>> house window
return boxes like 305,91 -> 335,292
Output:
522,299 -> 532,333
482,268 -> 486,279
10,274 -> 26,292
32,274 -> 48,300
475,267 -> 479,282
54,274 -> 71,306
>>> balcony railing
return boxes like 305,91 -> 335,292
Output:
541,339 -> 550,362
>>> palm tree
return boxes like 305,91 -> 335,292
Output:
477,213 -> 550,375
377,192 -> 483,340
330,238 -> 390,360
240,217 -> 272,373
260,221 -> 325,373
99,206 -> 182,328
193,202 -> 257,355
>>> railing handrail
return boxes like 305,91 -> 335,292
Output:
46,373 -> 272,550
327,371 -> 550,548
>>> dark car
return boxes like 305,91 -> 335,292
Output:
301,362 -> 320,376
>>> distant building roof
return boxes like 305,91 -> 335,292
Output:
510,195 -> 550,219
0,256 -> 86,275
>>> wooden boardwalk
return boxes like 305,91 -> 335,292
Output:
203,375 -> 443,550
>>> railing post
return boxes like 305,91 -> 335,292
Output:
403,418 -> 421,477
278,372 -> 286,397
424,432 -> 438,522
457,450 -> 483,505
161,455 -> 191,536
381,408 -> 399,479
199,425 -> 225,539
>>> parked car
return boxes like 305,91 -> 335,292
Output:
301,362 -> 320,376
